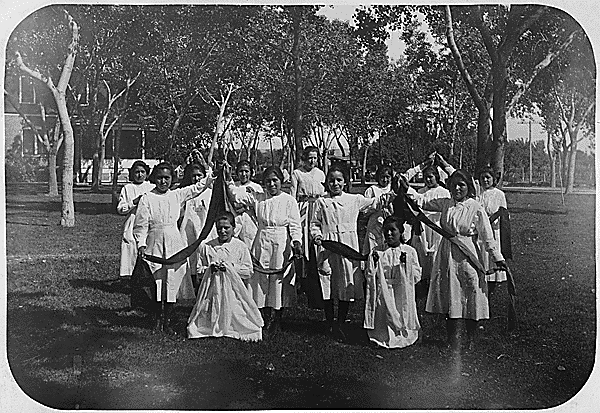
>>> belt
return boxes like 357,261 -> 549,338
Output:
297,195 -> 320,202
149,222 -> 177,229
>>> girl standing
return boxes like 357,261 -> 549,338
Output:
310,164 -> 391,341
134,162 -> 213,334
478,167 -> 508,292
226,165 -> 303,335
364,216 -> 422,349
232,160 -> 263,249
179,163 -> 213,292
187,212 -> 263,341
409,165 -> 450,278
362,165 -> 394,256
117,160 -> 154,277
404,169 -> 506,350
290,146 -> 326,257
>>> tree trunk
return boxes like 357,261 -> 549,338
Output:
292,7 -> 304,164
112,121 -> 124,208
48,149 -> 59,196
91,133 -> 101,191
491,56 -> 508,183
475,106 -> 492,172
565,139 -> 578,194
361,144 -> 369,185
547,131 -> 556,188
56,92 -> 75,227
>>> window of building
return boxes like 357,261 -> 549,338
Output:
19,76 -> 36,104
22,128 -> 38,155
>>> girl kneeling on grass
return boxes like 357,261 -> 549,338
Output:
364,216 -> 422,349
187,211 -> 263,341
133,162 -> 214,335
310,164 -> 392,342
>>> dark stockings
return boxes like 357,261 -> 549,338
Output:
323,299 -> 350,341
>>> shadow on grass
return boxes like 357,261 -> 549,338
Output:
68,277 -> 131,296
6,200 -> 116,216
510,207 -> 568,215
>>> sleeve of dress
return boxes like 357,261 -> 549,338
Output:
499,190 -> 507,209
475,207 -> 504,262
196,243 -> 209,276
287,197 -> 303,242
235,244 -> 254,279
409,247 -> 422,284
403,164 -> 422,182
364,186 -> 375,198
227,181 -> 255,207
132,195 -> 150,249
310,199 -> 324,239
290,170 -> 298,199
116,186 -> 134,215
357,193 -> 379,212
406,187 -> 445,212
175,176 -> 214,204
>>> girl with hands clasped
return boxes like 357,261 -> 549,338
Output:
187,212 -> 264,342
402,169 -> 506,351
133,162 -> 214,335
311,164 -> 393,342
117,160 -> 154,277
231,160 -> 264,249
364,216 -> 422,349
225,164 -> 302,336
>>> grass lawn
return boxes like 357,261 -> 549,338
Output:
3,183 -> 597,410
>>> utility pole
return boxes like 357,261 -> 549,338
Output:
529,119 -> 533,184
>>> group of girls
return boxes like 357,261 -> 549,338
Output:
117,146 -> 508,352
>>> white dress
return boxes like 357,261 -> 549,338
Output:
232,180 -> 263,249
362,184 -> 393,255
407,189 -> 503,321
291,167 -> 326,256
310,192 -> 382,301
229,185 -> 302,309
133,177 -> 213,303
409,185 -> 450,278
187,237 -> 263,341
117,181 -> 154,276
364,244 -> 422,349
478,187 -> 508,282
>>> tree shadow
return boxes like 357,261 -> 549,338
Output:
5,200 -> 115,215
68,277 -> 131,295
510,207 -> 568,216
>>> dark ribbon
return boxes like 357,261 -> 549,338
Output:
488,206 -> 513,260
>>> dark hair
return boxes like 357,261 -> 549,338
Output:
325,164 -> 349,193
262,165 -> 284,184
214,211 -> 236,228
422,165 -> 441,185
375,165 -> 393,183
129,160 -> 150,181
448,169 -> 476,199
302,146 -> 319,161
382,215 -> 406,244
149,162 -> 176,185
180,163 -> 206,187
478,166 -> 498,187
236,160 -> 252,172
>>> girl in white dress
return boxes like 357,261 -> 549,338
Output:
232,160 -> 264,249
117,161 -> 154,277
187,212 -> 264,341
134,162 -> 213,334
311,164 -> 392,341
226,165 -> 303,335
364,216 -> 422,349
362,165 -> 394,256
478,167 -> 508,291
409,165 -> 450,278
404,169 -> 507,350
291,146 -> 326,258
179,163 -> 213,292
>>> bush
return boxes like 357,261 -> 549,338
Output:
5,150 -> 47,182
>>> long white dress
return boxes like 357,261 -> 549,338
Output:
178,188 -> 213,298
232,180 -> 263,249
478,187 -> 508,282
310,192 -> 382,301
407,188 -> 503,321
187,237 -> 263,341
291,167 -> 326,256
409,185 -> 450,278
117,181 -> 154,276
133,177 -> 213,303
228,185 -> 302,309
364,244 -> 422,349
361,184 -> 393,255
